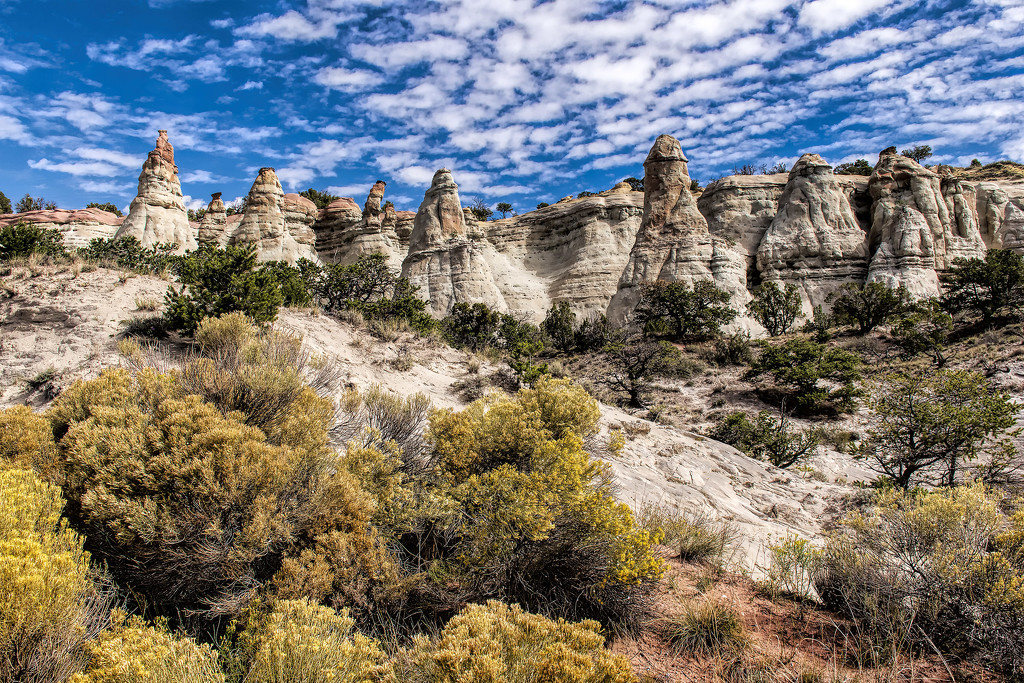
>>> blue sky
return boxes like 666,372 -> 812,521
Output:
0,0 -> 1022,214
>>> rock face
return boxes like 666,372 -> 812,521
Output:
114,130 -> 195,253
866,149 -> 986,297
607,134 -> 746,324
0,208 -> 122,248
312,185 -> 405,269
756,154 -> 869,310
699,173 -> 788,281
401,169 -> 505,316
362,180 -> 387,227
977,181 -> 1024,252
197,193 -> 228,246
230,168 -> 318,264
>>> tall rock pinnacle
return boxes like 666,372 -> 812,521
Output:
114,130 -> 195,253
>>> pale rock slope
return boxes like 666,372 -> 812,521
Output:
607,134 -> 748,324
114,130 -> 195,253
866,148 -> 986,297
229,167 -> 319,263
401,169 -> 506,316
0,208 -> 121,248
197,193 -> 228,246
756,154 -> 869,311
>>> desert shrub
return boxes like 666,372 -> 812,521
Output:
228,599 -> 390,683
747,281 -> 802,336
442,303 -> 548,384
834,159 -> 873,175
574,314 -> 612,353
401,600 -> 634,683
826,282 -> 909,334
258,261 -> 310,307
942,248 -> 1024,326
79,236 -> 176,274
300,254 -> 434,332
0,222 -> 66,261
541,301 -> 576,353
69,614 -> 223,683
746,338 -> 862,415
602,332 -> 686,408
815,484 -> 1024,676
0,468 -> 110,683
85,202 -> 122,217
888,299 -> 952,367
710,411 -> 821,469
0,405 -> 58,474
47,367 -> 374,621
635,280 -> 737,341
420,378 -> 663,624
298,188 -> 340,210
637,504 -> 737,566
761,536 -> 820,601
442,302 -> 502,351
855,369 -> 1017,488
193,311 -> 258,356
0,190 -> 10,214
665,599 -> 746,656
801,304 -> 834,342
703,332 -> 753,366
901,144 -> 932,163
119,314 -> 169,339
165,245 -> 284,334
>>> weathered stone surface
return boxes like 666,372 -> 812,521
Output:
0,208 -> 121,249
866,150 -> 986,297
231,168 -> 318,263
197,193 -> 228,246
314,197 -> 364,261
362,180 -> 386,226
311,186 -> 404,269
607,134 -> 746,324
756,154 -> 869,310
481,189 -> 644,319
402,169 -> 505,316
114,130 -> 195,253
976,181 -> 1024,252
282,193 -> 318,251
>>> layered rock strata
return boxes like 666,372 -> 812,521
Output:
230,168 -> 318,263
401,169 -> 505,317
114,130 -> 195,253
312,184 -> 405,269
197,193 -> 228,246
866,149 -> 986,296
607,134 -> 747,324
0,208 -> 122,249
976,182 -> 1024,251
756,154 -> 869,310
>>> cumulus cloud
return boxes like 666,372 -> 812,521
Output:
237,10 -> 340,42
313,66 -> 378,91
798,0 -> 893,36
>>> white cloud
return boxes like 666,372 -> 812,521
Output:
0,113 -> 30,142
798,0 -> 892,36
313,66 -> 378,91
237,80 -> 263,91
237,10 -> 339,42
29,158 -> 121,177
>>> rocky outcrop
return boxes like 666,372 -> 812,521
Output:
699,173 -> 788,280
756,154 -> 869,310
977,182 -> 1024,252
197,193 -> 228,246
0,208 -> 121,248
114,130 -> 195,253
607,134 -> 747,324
230,168 -> 318,264
480,187 -> 644,319
312,186 -> 405,269
362,181 -> 386,227
401,169 -> 505,316
866,149 -> 986,297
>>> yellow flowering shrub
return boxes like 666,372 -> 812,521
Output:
0,405 -> 57,475
403,600 -> 635,683
48,367 -> 372,620
240,599 -> 392,683
70,613 -> 223,683
422,379 -> 663,625
0,468 -> 108,683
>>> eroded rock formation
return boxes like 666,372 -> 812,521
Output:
756,154 -> 869,309
401,169 -> 505,316
114,130 -> 195,253
0,208 -> 122,249
607,134 -> 746,324
230,168 -> 318,263
197,193 -> 228,246
977,182 -> 1024,251
866,149 -> 985,296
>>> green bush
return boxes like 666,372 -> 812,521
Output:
164,244 -> 283,334
0,222 -> 66,261
834,159 -> 873,175
84,202 -> 123,217
298,188 -> 340,210
402,600 -> 635,683
826,282 -> 908,334
574,314 -> 612,353
541,301 -> 576,353
942,248 -> 1024,326
602,333 -> 684,408
79,236 -> 176,274
856,369 -> 1017,488
747,281 -> 802,336
703,332 -> 753,366
711,411 -> 821,469
258,261 -> 310,307
635,280 -> 737,341
888,299 -> 952,367
0,190 -> 10,214
746,338 -> 862,414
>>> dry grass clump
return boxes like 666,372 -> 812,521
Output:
638,504 -> 738,567
664,598 -> 746,656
